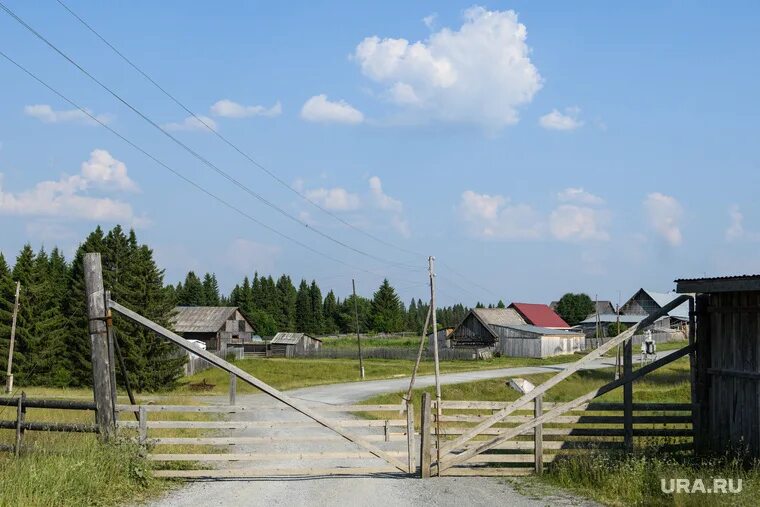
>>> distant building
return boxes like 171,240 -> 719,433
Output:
427,327 -> 455,350
620,289 -> 690,328
508,303 -> 571,329
171,306 -> 255,351
269,332 -> 322,357
497,325 -> 585,358
450,308 -> 526,348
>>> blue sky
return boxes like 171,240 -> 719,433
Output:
1,1 -> 758,306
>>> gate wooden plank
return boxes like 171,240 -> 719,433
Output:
153,467 -> 402,478
108,300 -> 408,472
148,451 -> 407,461
437,295 -> 691,460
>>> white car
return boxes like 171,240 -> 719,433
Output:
186,339 -> 207,352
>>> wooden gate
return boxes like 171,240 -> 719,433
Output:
420,295 -> 696,477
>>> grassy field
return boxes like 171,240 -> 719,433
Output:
176,353 -> 587,395
320,336 -> 420,348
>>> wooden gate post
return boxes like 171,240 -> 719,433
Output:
420,392 -> 432,478
84,253 -> 116,440
14,391 -> 26,456
229,373 -> 237,406
138,405 -> 147,446
406,401 -> 416,474
534,394 -> 543,475
623,335 -> 633,451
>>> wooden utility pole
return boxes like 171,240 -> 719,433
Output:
5,281 -> 20,393
352,279 -> 365,380
428,256 -> 442,475
83,253 -> 116,439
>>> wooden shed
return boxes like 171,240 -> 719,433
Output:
171,306 -> 255,352
676,275 -> 760,457
269,332 -> 322,358
496,325 -> 586,358
449,308 -> 526,348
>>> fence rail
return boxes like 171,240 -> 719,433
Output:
293,346 -> 484,361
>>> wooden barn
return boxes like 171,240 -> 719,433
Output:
171,306 -> 255,351
497,325 -> 586,358
269,332 -> 322,357
450,308 -> 526,348
676,275 -> 760,457
428,327 -> 455,350
621,288 -> 690,329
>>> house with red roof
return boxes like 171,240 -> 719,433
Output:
508,303 -> 571,330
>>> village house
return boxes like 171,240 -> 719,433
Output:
427,327 -> 455,350
269,332 -> 322,357
508,302 -> 571,329
171,306 -> 256,352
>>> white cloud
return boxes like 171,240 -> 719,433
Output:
539,107 -> 583,131
0,150 -> 146,225
369,176 -> 402,213
225,239 -> 281,274
423,14 -> 438,30
557,187 -> 604,206
162,115 -> 217,132
353,7 -> 542,128
305,186 -> 360,211
301,95 -> 364,124
549,205 -> 609,241
210,99 -> 281,118
644,192 -> 683,246
726,205 -> 744,241
24,104 -> 111,125
458,190 -> 543,240
390,215 -> 411,238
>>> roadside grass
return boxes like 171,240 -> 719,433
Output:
174,353 -> 587,395
321,336 -> 420,348
0,392 -> 220,506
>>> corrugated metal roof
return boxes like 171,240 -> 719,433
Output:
580,314 -> 645,325
270,332 -> 322,344
495,324 -> 585,336
172,306 -> 238,333
509,303 -> 570,328
472,308 -> 526,327
675,274 -> 760,294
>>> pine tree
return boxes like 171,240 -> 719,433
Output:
497,300 -> 506,308
295,280 -> 313,332
309,280 -> 324,335
178,271 -> 204,306
276,275 -> 297,331
202,273 -> 221,306
370,279 -> 405,333
322,290 -> 339,334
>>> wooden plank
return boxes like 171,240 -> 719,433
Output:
440,468 -> 534,477
466,454 -> 557,464
534,395 -> 543,475
437,295 -> 692,460
148,451 -> 407,461
406,401 -> 415,474
420,392 -> 431,478
151,435 -> 411,445
624,335 -> 633,450
229,372 -> 236,406
432,426 -> 692,437
434,414 -> 691,424
436,400 -> 693,412
439,343 -> 694,472
117,404 -> 250,413
108,299 -> 408,472
118,419 -> 407,429
138,405 -> 147,446
153,467 -> 403,478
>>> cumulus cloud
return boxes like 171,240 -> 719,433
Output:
549,205 -> 609,241
353,7 -> 542,128
458,190 -> 543,239
644,192 -> 683,246
162,115 -> 217,132
368,176 -> 403,213
301,95 -> 364,124
539,107 -> 583,131
210,99 -> 282,118
305,186 -> 360,211
557,187 -> 604,206
24,104 -> 111,125
0,150 -> 145,225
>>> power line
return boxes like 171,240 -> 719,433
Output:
0,1 -> 423,273
0,48 -> 409,282
54,0 -> 425,262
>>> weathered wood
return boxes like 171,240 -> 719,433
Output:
438,295 -> 691,460
5,281 -> 20,393
439,342 -> 694,471
111,330 -> 138,420
384,420 -> 390,442
104,292 -> 117,423
436,400 -> 693,411
119,419 -> 407,429
138,405 -> 147,446
84,253 -> 115,439
153,467 -> 401,478
440,467 -> 534,477
0,420 -> 99,433
534,395 -> 543,475
0,398 -> 96,410
151,435 -> 411,445
108,299 -> 408,472
405,305 -> 431,404
420,392 -> 432,478
623,335 -> 633,451
229,372 -> 237,406
406,401 -> 415,474
148,451 -> 407,461
14,391 -> 25,456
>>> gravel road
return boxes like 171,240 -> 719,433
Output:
146,354 -> 656,506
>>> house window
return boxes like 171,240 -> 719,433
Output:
239,320 -> 246,332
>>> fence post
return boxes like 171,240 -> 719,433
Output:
14,391 -> 26,457
623,335 -> 633,451
229,373 -> 237,406
84,253 -> 116,440
138,405 -> 147,446
420,392 -> 432,478
406,400 -> 415,474
534,395 -> 543,475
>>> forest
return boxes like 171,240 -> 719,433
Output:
0,225 -> 477,390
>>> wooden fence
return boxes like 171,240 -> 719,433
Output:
184,346 -> 244,376
293,346 -> 483,361
420,398 -> 693,476
116,402 -> 417,478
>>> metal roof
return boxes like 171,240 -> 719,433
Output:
580,313 -> 645,325
270,332 -> 321,345
641,290 -> 690,319
471,308 -> 526,328
172,306 -> 239,333
509,303 -> 570,328
495,324 -> 584,336
675,275 -> 760,294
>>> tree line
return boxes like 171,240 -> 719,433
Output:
0,225 -> 475,390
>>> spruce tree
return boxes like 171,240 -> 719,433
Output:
202,273 -> 221,306
295,280 -> 313,332
178,271 -> 204,306
309,280 -> 324,335
276,275 -> 297,330
0,253 -> 15,375
322,290 -> 339,334
370,279 -> 405,333
10,245 -> 36,379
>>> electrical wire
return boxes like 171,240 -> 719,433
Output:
0,1 -> 423,273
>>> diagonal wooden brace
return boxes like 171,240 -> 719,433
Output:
108,299 -> 409,473
439,342 -> 694,472
437,295 -> 692,461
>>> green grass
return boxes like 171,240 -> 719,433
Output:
175,353 -> 588,395
320,336 -> 420,348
